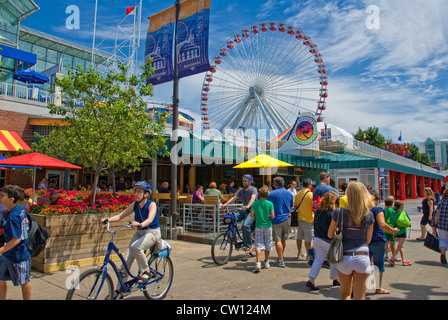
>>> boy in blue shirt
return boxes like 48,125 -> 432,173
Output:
0,185 -> 31,300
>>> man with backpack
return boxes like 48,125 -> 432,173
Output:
0,185 -> 32,300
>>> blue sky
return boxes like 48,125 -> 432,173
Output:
23,0 -> 448,144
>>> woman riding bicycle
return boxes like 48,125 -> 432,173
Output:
101,181 -> 161,288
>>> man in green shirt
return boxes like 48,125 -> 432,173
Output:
205,182 -> 223,201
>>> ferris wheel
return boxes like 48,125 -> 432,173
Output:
200,21 -> 328,133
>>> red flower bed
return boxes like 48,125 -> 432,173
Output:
26,189 -> 135,216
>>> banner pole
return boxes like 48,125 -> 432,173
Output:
170,0 -> 181,228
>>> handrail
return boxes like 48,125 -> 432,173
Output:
326,134 -> 439,174
0,81 -> 56,106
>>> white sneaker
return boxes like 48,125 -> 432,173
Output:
263,261 -> 270,269
254,262 -> 261,273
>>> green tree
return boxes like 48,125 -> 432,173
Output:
33,60 -> 169,206
353,127 -> 386,149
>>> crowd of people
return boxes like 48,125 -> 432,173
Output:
218,172 -> 448,300
0,172 -> 447,300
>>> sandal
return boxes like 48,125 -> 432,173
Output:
245,245 -> 254,254
138,271 -> 152,284
375,288 -> 391,294
402,261 -> 412,266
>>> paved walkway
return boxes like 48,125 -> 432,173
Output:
4,199 -> 448,301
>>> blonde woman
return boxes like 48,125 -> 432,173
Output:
327,181 -> 375,300
416,187 -> 435,240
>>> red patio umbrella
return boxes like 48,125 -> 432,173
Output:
0,152 -> 82,202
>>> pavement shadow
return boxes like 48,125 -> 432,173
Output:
282,280 -> 340,300
384,282 -> 448,300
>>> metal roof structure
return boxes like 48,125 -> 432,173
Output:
19,26 -> 112,66
0,0 -> 39,25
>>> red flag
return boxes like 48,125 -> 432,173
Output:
126,6 -> 135,15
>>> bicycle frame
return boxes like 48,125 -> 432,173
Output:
89,222 -> 163,298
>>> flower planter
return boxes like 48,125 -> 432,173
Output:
31,212 -> 137,273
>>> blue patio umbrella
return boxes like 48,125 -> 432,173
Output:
13,69 -> 49,84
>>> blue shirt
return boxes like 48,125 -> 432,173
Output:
313,183 -> 332,199
267,187 -> 293,225
133,200 -> 159,229
3,204 -> 31,263
370,206 -> 387,243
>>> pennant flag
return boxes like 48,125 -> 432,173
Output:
145,0 -> 211,85
126,6 -> 136,15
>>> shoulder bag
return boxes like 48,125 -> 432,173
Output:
326,208 -> 344,264
291,190 -> 310,227
424,231 -> 440,253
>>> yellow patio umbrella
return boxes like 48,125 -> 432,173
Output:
234,154 -> 293,184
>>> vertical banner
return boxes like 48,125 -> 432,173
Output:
177,0 -> 211,79
145,6 -> 176,85
145,0 -> 211,85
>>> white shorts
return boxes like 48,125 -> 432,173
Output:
255,228 -> 273,251
336,247 -> 371,275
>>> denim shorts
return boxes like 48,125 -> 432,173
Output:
336,247 -> 371,275
0,255 -> 31,286
369,241 -> 386,272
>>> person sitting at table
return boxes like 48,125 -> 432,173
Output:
158,181 -> 170,193
205,182 -> 223,201
192,185 -> 204,204
219,183 -> 228,195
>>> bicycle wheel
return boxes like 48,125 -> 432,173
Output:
211,232 -> 233,265
143,255 -> 174,300
66,268 -> 114,300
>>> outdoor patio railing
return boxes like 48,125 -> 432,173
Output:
0,81 -> 55,105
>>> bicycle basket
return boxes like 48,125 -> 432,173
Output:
223,214 -> 235,225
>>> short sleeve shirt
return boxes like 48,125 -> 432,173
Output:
236,186 -> 258,207
251,199 -> 274,228
3,204 -> 31,263
332,208 -> 374,251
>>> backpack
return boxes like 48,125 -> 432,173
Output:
312,195 -> 322,213
396,211 -> 411,228
26,213 -> 49,257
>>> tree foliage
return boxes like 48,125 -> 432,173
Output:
353,126 -> 386,149
33,60 -> 169,205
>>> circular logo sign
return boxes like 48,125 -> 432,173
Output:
291,114 -> 318,146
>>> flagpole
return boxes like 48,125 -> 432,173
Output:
170,0 -> 181,230
91,0 -> 98,64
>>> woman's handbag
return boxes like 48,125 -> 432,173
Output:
424,231 -> 440,253
326,208 -> 344,264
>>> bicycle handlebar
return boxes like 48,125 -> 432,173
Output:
102,219 -> 135,234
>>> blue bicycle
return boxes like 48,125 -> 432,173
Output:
66,221 -> 173,300
211,208 -> 255,265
